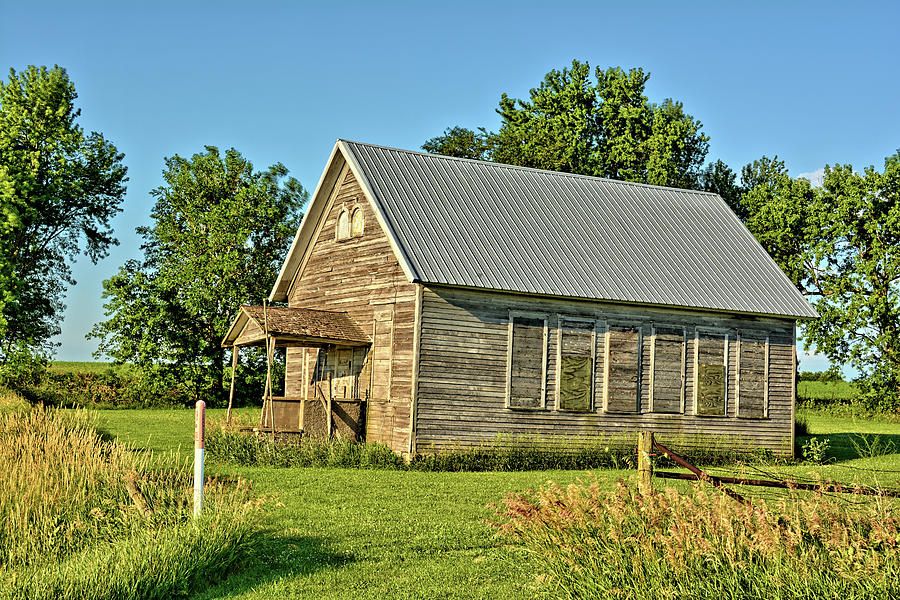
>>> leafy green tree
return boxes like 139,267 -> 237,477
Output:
739,153 -> 900,411
90,147 -> 307,404
421,126 -> 493,161
0,167 -> 15,337
0,65 -> 127,365
738,156 -> 818,286
802,153 -> 900,411
423,60 -> 709,188
700,159 -> 745,217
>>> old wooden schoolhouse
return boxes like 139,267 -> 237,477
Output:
223,140 -> 816,456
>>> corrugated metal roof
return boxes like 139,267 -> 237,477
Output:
338,140 -> 816,319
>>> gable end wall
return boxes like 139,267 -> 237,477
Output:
286,167 -> 417,453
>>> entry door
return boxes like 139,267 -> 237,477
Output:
330,346 -> 362,400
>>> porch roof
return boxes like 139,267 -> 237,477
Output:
222,305 -> 371,348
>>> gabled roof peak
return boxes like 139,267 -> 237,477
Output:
337,139 -> 723,198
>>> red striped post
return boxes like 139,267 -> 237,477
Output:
193,400 -> 206,517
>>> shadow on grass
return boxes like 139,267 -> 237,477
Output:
197,532 -> 354,599
798,432 -> 900,462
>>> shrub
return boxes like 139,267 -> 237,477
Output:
491,477 -> 900,600
801,436 -> 830,464
0,345 -> 48,388
849,433 -> 897,459
12,360 -> 275,409
798,369 -> 844,383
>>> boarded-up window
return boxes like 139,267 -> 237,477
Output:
557,318 -> 595,411
650,326 -> 685,413
336,209 -> 350,240
506,314 -> 547,409
695,330 -> 727,416
351,208 -> 364,236
605,324 -> 641,413
738,333 -> 768,418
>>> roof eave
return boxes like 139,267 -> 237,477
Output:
421,281 -> 817,321
268,143 -> 345,303
337,139 -> 420,283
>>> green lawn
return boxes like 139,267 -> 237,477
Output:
95,408 -> 900,599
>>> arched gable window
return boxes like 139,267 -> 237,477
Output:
336,209 -> 350,240
350,207 -> 364,237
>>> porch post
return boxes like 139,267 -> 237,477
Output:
226,345 -> 238,425
327,371 -> 333,439
266,335 -> 276,437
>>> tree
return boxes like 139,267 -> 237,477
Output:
89,147 -> 307,404
423,60 -> 709,188
0,65 -> 127,363
421,126 -> 492,161
738,153 -> 900,411
700,159 -> 745,217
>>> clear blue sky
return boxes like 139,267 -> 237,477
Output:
2,0 -> 898,372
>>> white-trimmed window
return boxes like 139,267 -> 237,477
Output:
737,332 -> 769,419
506,312 -> 548,409
650,325 -> 686,413
694,329 -> 729,416
336,209 -> 351,240
556,317 -> 598,412
603,323 -> 641,413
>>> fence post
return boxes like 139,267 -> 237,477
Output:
194,400 -> 206,517
638,431 -> 654,495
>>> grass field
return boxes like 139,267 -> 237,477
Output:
48,361 -> 136,375
92,407 -> 900,599
797,379 -> 857,402
97,408 -> 613,599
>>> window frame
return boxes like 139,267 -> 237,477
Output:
335,208 -> 351,241
736,331 -> 770,419
555,315 -> 600,412
602,320 -> 643,414
649,324 -> 687,414
505,310 -> 549,410
350,206 -> 364,237
693,327 -> 730,417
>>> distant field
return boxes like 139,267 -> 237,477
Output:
797,379 -> 857,402
48,361 -> 135,376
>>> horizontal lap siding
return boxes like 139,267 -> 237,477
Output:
415,286 -> 796,456
288,169 -> 416,453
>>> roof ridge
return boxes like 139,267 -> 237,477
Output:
337,138 -> 722,197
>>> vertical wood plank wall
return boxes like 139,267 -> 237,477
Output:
285,168 -> 417,453
415,286 -> 796,455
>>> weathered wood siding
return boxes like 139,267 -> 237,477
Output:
415,286 -> 796,455
284,166 -> 417,453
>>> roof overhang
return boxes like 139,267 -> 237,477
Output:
222,305 -> 371,348
268,144 -> 345,303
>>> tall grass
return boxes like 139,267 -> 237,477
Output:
491,477 -> 900,599
0,406 -> 262,599
206,418 -> 407,469
207,416 -> 775,472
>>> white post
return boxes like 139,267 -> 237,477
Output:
193,400 -> 206,517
